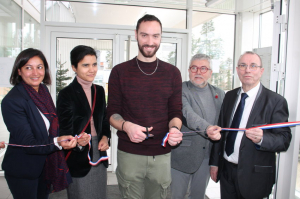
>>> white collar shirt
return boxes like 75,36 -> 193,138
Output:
224,82 -> 261,164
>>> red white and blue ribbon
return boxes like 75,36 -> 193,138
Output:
1,134 -> 109,166
79,134 -> 109,166
161,132 -> 170,148
161,121 -> 300,147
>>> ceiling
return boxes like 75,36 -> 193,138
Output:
22,0 -> 276,28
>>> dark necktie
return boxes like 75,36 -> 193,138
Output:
225,93 -> 248,156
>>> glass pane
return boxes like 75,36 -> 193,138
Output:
0,0 -> 22,170
61,0 -> 187,10
260,11 -> 274,48
297,148 -> 300,198
45,1 -> 186,29
0,87 -> 12,170
28,0 -> 41,12
192,12 -> 235,92
124,40 -> 177,66
0,0 -> 22,57
24,11 -> 40,50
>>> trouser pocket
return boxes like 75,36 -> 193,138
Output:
160,181 -> 171,199
116,168 -> 130,198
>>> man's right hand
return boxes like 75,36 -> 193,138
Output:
123,121 -> 153,143
210,166 -> 218,182
206,125 -> 222,141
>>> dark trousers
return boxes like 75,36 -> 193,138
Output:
220,159 -> 269,199
220,159 -> 244,199
5,173 -> 48,199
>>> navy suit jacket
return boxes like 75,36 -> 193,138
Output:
209,84 -> 292,198
1,83 -> 58,179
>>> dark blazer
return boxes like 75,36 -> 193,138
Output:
1,83 -> 58,179
171,81 -> 224,173
57,77 -> 111,177
209,84 -> 292,199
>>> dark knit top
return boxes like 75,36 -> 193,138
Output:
107,57 -> 182,156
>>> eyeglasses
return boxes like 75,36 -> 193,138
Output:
238,64 -> 262,71
189,66 -> 211,74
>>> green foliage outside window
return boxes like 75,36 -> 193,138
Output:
56,60 -> 72,98
192,20 -> 233,91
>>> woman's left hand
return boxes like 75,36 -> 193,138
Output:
98,136 -> 109,151
77,132 -> 91,146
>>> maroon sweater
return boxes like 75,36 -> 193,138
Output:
107,57 -> 182,156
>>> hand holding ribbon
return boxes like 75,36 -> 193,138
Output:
206,125 -> 222,141
162,121 -> 300,147
77,132 -> 91,146
245,128 -> 263,144
57,135 -> 77,150
75,134 -> 108,166
167,127 -> 183,146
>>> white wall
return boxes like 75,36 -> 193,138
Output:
276,0 -> 300,198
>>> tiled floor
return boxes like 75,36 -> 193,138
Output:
0,175 -> 12,199
0,172 -> 220,199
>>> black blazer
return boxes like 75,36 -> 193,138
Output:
1,83 -> 59,179
57,77 -> 111,177
209,84 -> 292,199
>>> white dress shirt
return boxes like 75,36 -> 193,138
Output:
224,82 -> 261,164
37,108 -> 62,150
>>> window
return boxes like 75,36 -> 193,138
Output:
192,12 -> 235,91
260,11 -> 274,48
45,1 -> 186,29
24,11 -> 40,50
0,0 -> 41,170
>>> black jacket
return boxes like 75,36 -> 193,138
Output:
57,77 -> 111,177
209,84 -> 291,198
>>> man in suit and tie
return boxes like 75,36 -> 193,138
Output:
207,51 -> 292,199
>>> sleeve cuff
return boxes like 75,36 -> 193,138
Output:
257,137 -> 263,145
254,137 -> 263,149
54,137 -> 62,150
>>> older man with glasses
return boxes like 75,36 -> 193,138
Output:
170,54 -> 225,199
208,51 -> 292,199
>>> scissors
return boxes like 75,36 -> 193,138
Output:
144,127 -> 154,139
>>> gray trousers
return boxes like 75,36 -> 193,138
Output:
67,136 -> 107,199
170,158 -> 210,199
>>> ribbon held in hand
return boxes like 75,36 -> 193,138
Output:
161,121 -> 300,147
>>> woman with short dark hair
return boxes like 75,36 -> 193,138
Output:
57,45 -> 111,199
1,48 -> 77,199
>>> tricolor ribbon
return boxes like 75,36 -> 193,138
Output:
161,121 -> 300,147
2,134 -> 109,166
81,134 -> 109,166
